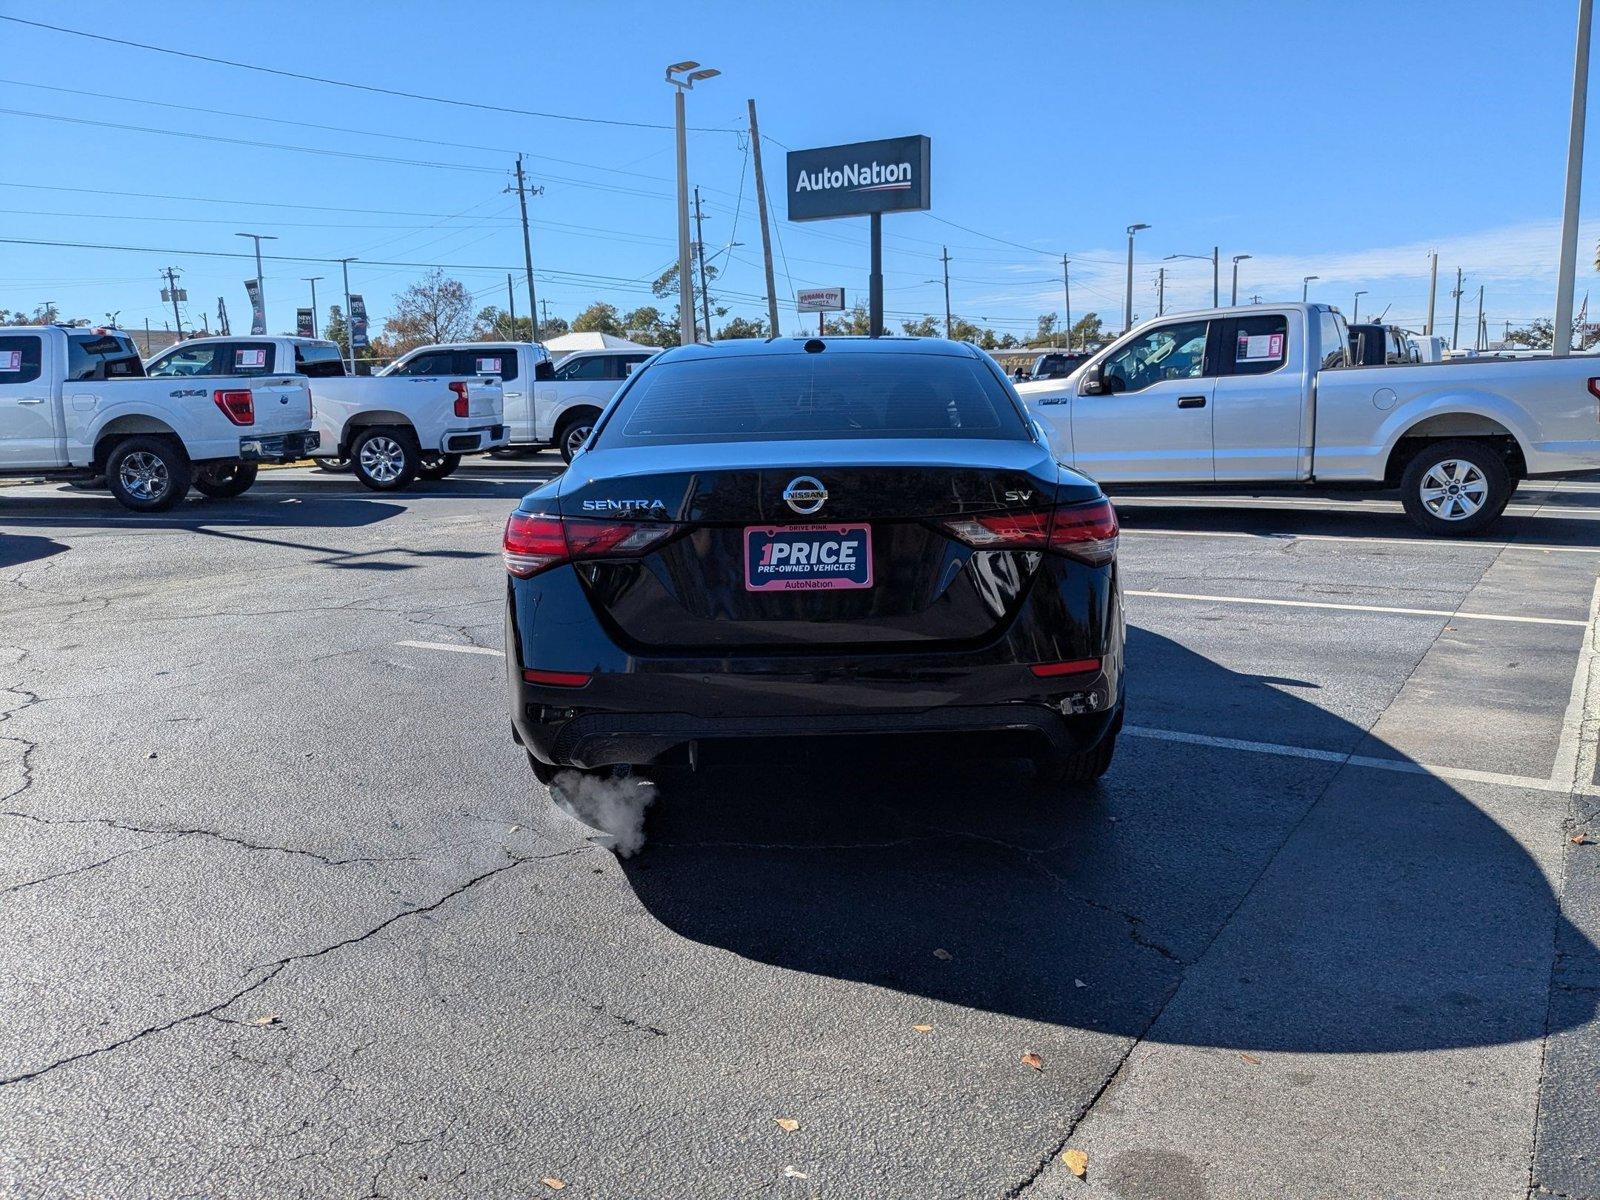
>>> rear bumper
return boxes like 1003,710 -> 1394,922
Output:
438,424 -> 508,454
238,430 -> 320,463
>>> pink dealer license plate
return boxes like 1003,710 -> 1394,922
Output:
744,524 -> 873,592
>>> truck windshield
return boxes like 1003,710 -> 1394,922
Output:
294,343 -> 347,377
67,332 -> 144,380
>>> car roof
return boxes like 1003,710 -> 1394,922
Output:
656,336 -> 987,365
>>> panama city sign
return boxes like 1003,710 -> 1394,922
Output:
786,135 -> 931,222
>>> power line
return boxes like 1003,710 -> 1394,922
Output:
0,15 -> 736,133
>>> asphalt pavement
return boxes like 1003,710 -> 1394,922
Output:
1,462 -> 1598,1199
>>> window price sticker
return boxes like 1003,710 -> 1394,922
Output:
1237,332 -> 1284,361
0,350 -> 22,372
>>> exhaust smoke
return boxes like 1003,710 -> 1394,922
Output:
550,769 -> 657,857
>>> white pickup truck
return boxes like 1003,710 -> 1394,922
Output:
400,342 -> 654,461
0,325 -> 317,512
1018,301 -> 1600,535
145,336 -> 506,490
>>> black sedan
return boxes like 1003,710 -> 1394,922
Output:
503,335 -> 1124,790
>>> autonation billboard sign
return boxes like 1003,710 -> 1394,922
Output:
786,135 -> 931,222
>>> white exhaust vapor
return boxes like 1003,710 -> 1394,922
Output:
550,769 -> 657,857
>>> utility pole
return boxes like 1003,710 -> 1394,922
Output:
1555,0 -> 1593,355
509,155 -> 541,346
143,317 -> 151,355
1157,266 -> 1166,317
1425,250 -> 1439,335
1212,246 -> 1220,307
694,186 -> 713,342
217,296 -> 230,336
941,246 -> 953,338
507,273 -> 517,339
1061,256 -> 1072,350
161,266 -> 184,337
1475,285 -> 1485,351
747,98 -> 780,337
1451,267 -> 1464,350
540,298 -> 551,339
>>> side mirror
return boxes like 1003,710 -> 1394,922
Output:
1080,364 -> 1107,395
534,360 -> 555,382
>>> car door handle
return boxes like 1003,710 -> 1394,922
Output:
505,391 -> 522,399
17,397 -> 45,405
1177,396 -> 1207,408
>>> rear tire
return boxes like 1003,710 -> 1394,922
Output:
555,410 -> 599,463
1032,730 -> 1118,789
350,426 -> 419,491
106,436 -> 191,513
417,452 -> 462,481
314,456 -> 351,473
192,462 -> 259,499
1399,439 -> 1511,537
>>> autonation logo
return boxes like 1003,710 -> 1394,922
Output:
794,160 -> 913,194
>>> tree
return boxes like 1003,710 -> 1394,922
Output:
382,270 -> 473,350
901,315 -> 940,337
474,305 -> 535,342
537,315 -> 570,341
1504,319 -> 1553,349
1033,313 -> 1059,345
823,303 -> 872,336
1069,312 -> 1110,349
950,317 -> 988,345
653,263 -> 726,339
622,305 -> 676,348
323,305 -> 349,354
572,302 -> 624,336
717,315 -> 769,340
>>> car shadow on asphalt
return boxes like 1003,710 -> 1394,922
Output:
0,534 -> 68,571
619,628 -> 1594,1053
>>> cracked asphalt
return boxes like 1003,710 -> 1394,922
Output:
3,462 -> 1600,1199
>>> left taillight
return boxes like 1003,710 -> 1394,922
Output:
450,381 -> 470,418
503,511 -> 677,578
941,497 -> 1118,565
213,389 -> 254,426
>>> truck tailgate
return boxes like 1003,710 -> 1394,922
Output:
244,378 -> 315,436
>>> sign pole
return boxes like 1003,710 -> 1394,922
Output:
869,213 -> 883,338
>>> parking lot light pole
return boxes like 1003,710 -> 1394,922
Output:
1353,290 -> 1368,322
1230,255 -> 1251,306
1302,275 -> 1319,302
1555,0 -> 1593,356
337,257 -> 357,373
1165,250 -> 1216,307
667,61 -> 718,346
235,232 -> 277,332
302,276 -> 324,333
1125,224 -> 1149,331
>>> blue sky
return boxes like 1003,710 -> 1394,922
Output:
2,0 -> 1596,342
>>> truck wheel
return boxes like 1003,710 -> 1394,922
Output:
555,410 -> 598,463
1399,440 -> 1511,536
192,462 -> 259,499
351,427 -> 419,491
417,452 -> 462,481
107,436 -> 192,513
1032,730 -> 1118,790
314,456 -> 351,473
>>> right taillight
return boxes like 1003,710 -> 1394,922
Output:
503,511 -> 677,578
941,498 -> 1118,565
213,389 -> 254,426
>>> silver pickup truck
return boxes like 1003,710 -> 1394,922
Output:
1018,301 -> 1600,534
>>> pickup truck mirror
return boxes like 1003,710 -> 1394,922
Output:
1080,364 -> 1107,395
534,360 -> 556,382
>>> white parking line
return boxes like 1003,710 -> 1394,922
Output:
1123,527 -> 1600,556
395,639 -> 504,657
1125,589 -> 1587,627
1552,578 -> 1600,789
1124,726 -> 1580,794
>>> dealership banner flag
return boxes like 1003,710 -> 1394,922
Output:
244,279 -> 265,335
349,294 -> 369,349
296,308 -> 314,338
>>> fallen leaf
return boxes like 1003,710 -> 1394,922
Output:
774,1118 -> 800,1132
509,824 -> 522,833
1239,1052 -> 1262,1065
1074,978 -> 1087,988
912,1024 -> 933,1033
932,948 -> 953,961
540,1178 -> 566,1191
1021,1051 -> 1044,1071
1573,834 -> 1594,845
249,1013 -> 281,1027
783,1166 -> 809,1179
1062,1149 -> 1088,1177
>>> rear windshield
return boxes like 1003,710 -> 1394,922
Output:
594,352 -> 1030,448
67,332 -> 144,380
294,342 -> 347,377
